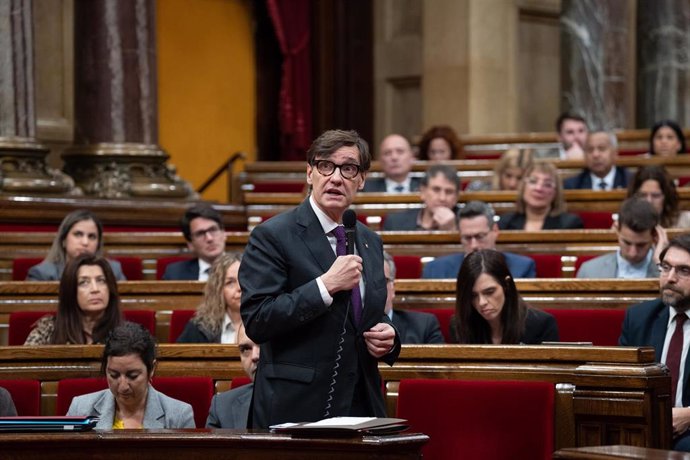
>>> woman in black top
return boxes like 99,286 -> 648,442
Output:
450,249 -> 558,344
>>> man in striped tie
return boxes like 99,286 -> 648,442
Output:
620,234 -> 690,451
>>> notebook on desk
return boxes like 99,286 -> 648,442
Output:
0,416 -> 99,432
270,417 -> 409,437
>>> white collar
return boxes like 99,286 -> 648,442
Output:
309,195 -> 340,234
590,167 -> 617,190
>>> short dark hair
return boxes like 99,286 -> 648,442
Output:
453,249 -> 527,344
307,129 -> 371,172
181,204 -> 223,242
618,197 -> 659,233
556,112 -> 587,133
54,254 -> 122,344
101,322 -> 157,376
421,164 -> 460,191
459,201 -> 495,226
660,234 -> 690,264
650,119 -> 686,155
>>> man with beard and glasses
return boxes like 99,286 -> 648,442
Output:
620,234 -> 690,452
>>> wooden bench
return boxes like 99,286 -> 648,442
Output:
0,279 -> 661,345
0,344 -> 670,450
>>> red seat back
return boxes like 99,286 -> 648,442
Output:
576,211 -> 614,229
574,255 -> 597,276
112,256 -> 143,280
123,310 -> 156,336
9,311 -> 52,345
528,254 -> 563,278
544,308 -> 625,345
57,378 -> 108,415
156,256 -> 193,280
230,376 -> 252,389
417,308 -> 454,343
0,379 -> 41,416
397,379 -> 554,460
169,310 -> 196,342
12,258 -> 43,280
152,376 -> 214,428
392,255 -> 422,279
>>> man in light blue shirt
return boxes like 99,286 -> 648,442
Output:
578,197 -> 665,278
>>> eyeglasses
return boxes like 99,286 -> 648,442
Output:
525,177 -> 556,189
312,160 -> 362,179
658,262 -> 690,279
192,225 -> 222,240
460,231 -> 490,244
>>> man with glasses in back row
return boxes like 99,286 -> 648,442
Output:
163,204 -> 227,280
422,201 -> 535,279
620,234 -> 690,452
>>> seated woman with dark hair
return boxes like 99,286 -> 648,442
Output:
25,254 -> 123,345
417,125 -> 461,161
498,162 -> 583,231
28,209 -> 125,281
628,165 -> 690,229
649,120 -> 686,157
450,249 -> 558,344
67,322 -> 194,429
177,253 -> 243,343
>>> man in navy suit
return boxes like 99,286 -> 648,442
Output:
206,324 -> 259,428
163,204 -> 226,280
564,131 -> 630,191
620,234 -> 690,451
362,134 -> 420,193
383,252 -> 444,344
423,201 -> 536,279
240,129 -> 400,428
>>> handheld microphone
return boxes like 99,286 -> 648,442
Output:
343,209 -> 357,255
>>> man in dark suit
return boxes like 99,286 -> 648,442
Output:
423,201 -> 536,279
362,134 -> 421,193
564,131 -> 630,190
620,234 -> 690,452
206,324 -> 259,428
240,129 -> 400,428
383,164 -> 460,231
382,252 -> 443,343
163,204 -> 226,280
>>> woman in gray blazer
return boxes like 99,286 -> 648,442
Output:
27,209 -> 125,281
67,323 -> 194,429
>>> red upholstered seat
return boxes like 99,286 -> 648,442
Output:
576,211 -> 614,229
0,379 -> 41,416
169,310 -> 196,342
574,255 -> 597,276
528,254 -> 563,278
111,256 -> 143,280
397,379 -> 554,460
393,255 -> 422,279
678,176 -> 690,188
152,377 -> 214,428
230,376 -> 252,389
417,308 -> 454,343
12,257 -> 43,280
156,256 -> 193,280
57,378 -> 108,415
10,310 -> 156,345
544,308 -> 625,346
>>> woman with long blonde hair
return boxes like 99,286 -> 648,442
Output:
177,253 -> 242,343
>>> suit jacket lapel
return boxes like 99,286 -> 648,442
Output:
93,391 -> 115,429
357,224 -> 380,329
142,386 -> 166,428
296,200 -> 335,274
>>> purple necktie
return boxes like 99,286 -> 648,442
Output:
668,312 -> 688,402
332,226 -> 362,325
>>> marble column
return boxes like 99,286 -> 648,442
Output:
63,0 -> 195,198
637,0 -> 690,128
0,0 -> 76,195
561,0 -> 635,130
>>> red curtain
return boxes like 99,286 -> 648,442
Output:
267,0 -> 312,161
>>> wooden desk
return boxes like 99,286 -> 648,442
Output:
554,444 -> 690,459
0,429 -> 429,460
